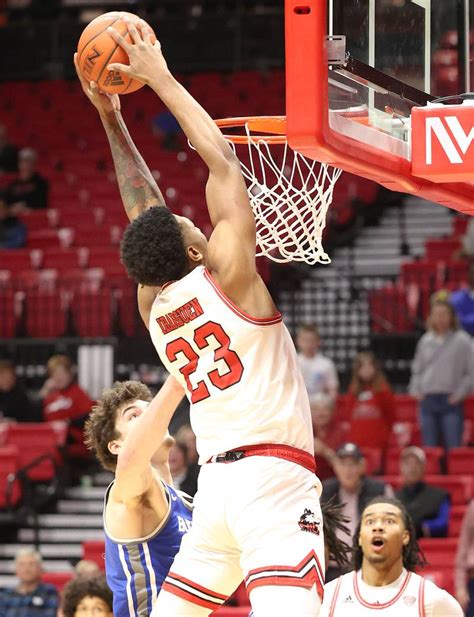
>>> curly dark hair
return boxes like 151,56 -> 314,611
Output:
321,495 -> 352,569
61,574 -> 113,617
352,496 -> 426,571
84,380 -> 152,472
120,207 -> 189,286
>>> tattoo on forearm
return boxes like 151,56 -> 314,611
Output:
105,112 -> 167,216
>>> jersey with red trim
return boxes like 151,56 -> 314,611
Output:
320,569 -> 463,617
148,266 -> 313,463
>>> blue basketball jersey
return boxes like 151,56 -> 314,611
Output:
104,481 -> 193,616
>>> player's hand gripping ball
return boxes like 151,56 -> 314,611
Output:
76,11 -> 156,94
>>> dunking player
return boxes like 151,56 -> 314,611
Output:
320,496 -> 463,617
84,377 -> 193,616
77,18 -> 323,616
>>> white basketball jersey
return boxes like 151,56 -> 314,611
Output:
148,266 -> 313,463
321,570 -> 463,617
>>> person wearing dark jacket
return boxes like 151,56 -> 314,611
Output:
0,360 -> 36,422
321,443 -> 393,581
396,446 -> 450,538
0,199 -> 26,249
4,148 -> 49,213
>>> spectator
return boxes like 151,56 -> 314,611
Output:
296,324 -> 339,401
152,110 -> 182,150
39,355 -> 93,455
174,423 -> 198,465
409,299 -> 474,450
396,446 -> 450,538
0,359 -> 36,422
61,574 -> 113,617
320,442 -> 393,580
459,217 -> 474,261
0,548 -> 59,617
450,262 -> 474,336
310,393 -> 349,480
0,198 -> 26,248
346,351 -> 395,450
5,148 -> 49,213
455,499 -> 474,617
73,561 -> 100,577
0,124 -> 18,173
168,441 -> 199,496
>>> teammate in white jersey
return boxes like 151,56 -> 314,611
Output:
81,18 -> 327,617
321,496 -> 463,617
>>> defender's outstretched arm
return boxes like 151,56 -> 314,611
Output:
74,53 -> 166,221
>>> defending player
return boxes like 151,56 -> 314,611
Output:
320,496 -> 463,616
84,377 -> 193,616
77,18 -> 325,617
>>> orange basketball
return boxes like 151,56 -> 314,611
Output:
76,11 -> 156,95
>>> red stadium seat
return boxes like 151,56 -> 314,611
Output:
70,289 -> 112,337
0,288 -> 19,337
41,572 -> 74,592
418,538 -> 458,568
0,248 -> 37,271
0,445 -> 22,508
82,541 -> 105,570
25,288 -> 68,337
393,394 -> 418,422
424,238 -> 460,262
361,447 -> 383,474
448,505 -> 467,537
86,247 -> 121,270
4,424 -> 61,482
447,448 -> 474,476
423,475 -> 473,505
41,248 -> 86,270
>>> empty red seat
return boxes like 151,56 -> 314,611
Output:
448,505 -> 467,537
424,238 -> 460,261
0,445 -> 22,508
41,572 -> 74,592
25,288 -> 68,337
71,289 -> 112,336
361,447 -> 383,474
0,289 -> 19,337
82,541 -> 105,570
27,229 -> 64,250
4,424 -> 61,482
15,269 -> 57,290
447,448 -> 474,476
0,249 -> 36,271
369,286 -> 414,333
41,248 -> 86,270
424,475 -> 473,505
418,538 -> 458,568
86,247 -> 121,270
393,394 -> 418,422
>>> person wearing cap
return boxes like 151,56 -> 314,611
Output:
4,147 -> 49,213
396,446 -> 450,539
321,442 -> 393,581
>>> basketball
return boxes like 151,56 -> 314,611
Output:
76,11 -> 156,95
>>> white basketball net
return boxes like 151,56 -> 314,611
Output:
226,124 -> 342,265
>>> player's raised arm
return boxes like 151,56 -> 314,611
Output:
107,22 -> 259,292
74,53 -> 166,221
113,376 -> 184,504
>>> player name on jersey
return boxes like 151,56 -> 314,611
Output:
156,297 -> 204,334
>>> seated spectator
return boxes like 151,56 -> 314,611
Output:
296,324 -> 339,401
396,446 -> 450,539
61,574 -> 113,617
74,561 -> 100,577
310,393 -> 349,480
0,359 -> 36,422
409,299 -> 474,450
346,351 -> 395,450
39,355 -> 93,453
168,441 -> 199,496
0,198 -> 26,249
321,443 -> 393,581
459,217 -> 474,261
0,124 -> 18,173
455,499 -> 474,617
152,110 -> 182,150
5,148 -> 49,213
450,262 -> 474,336
174,423 -> 198,465
0,548 -> 59,617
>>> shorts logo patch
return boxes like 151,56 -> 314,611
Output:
298,508 -> 321,535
